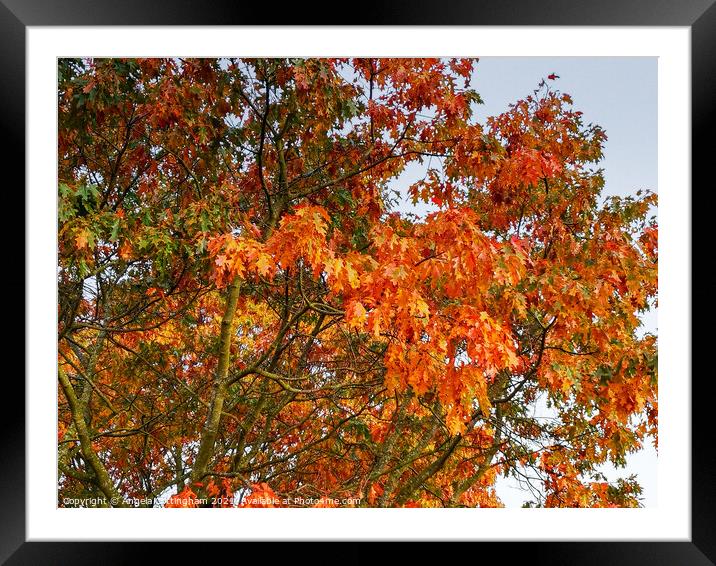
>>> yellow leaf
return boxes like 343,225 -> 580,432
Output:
75,228 -> 91,250
345,300 -> 367,328
256,253 -> 275,277
345,262 -> 360,289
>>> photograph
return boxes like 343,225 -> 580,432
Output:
56,56 -> 659,509
7,8 -> 707,560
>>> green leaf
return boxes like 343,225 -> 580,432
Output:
110,217 -> 121,242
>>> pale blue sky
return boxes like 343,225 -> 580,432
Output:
472,57 -> 657,200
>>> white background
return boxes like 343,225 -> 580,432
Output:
27,26 -> 690,540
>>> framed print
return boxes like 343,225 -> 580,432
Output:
6,0 -> 712,563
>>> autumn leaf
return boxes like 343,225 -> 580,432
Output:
255,252 -> 275,278
345,300 -> 368,329
74,228 -> 92,250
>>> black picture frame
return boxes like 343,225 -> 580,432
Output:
5,1 -> 711,563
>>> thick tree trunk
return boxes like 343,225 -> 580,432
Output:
190,276 -> 242,484
58,366 -> 128,507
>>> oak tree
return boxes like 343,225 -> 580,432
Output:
58,58 -> 657,508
